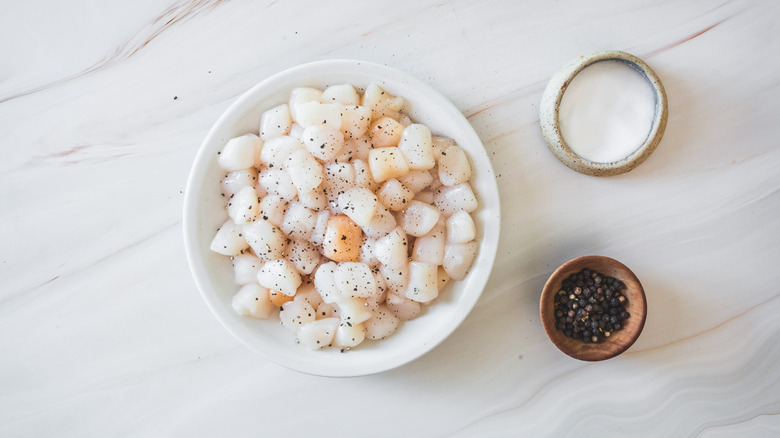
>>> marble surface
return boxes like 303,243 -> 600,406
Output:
2,0 -> 779,436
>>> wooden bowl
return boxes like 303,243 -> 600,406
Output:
540,255 -> 647,361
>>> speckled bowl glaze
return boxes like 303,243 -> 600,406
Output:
539,51 -> 668,176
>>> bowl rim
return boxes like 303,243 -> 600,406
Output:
182,59 -> 501,376
539,255 -> 647,361
539,50 -> 669,177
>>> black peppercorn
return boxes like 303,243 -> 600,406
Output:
553,268 -> 630,344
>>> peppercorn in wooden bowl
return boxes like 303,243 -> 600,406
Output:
540,255 -> 646,361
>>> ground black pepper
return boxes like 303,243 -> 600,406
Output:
554,268 -> 629,343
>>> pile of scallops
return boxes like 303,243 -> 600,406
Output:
210,83 -> 479,351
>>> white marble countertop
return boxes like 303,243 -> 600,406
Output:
2,1 -> 779,436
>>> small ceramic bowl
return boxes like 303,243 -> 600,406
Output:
540,255 -> 647,361
183,60 -> 501,377
539,51 -> 668,176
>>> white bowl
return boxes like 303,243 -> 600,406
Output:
183,60 -> 501,377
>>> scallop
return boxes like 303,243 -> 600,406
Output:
269,289 -> 294,307
257,194 -> 288,227
243,219 -> 287,260
336,137 -> 367,164
374,227 -> 408,268
362,84 -> 405,120
288,87 -> 322,122
368,147 -> 409,183
281,201 -> 317,240
280,300 -> 316,332
398,170 -> 434,194
256,259 -> 302,296
446,209 -> 476,243
258,168 -> 297,201
401,200 -> 441,237
334,262 -> 378,298
404,261 -> 438,303
260,136 -> 304,169
297,318 -> 339,350
316,302 -> 341,319
442,241 -> 478,281
210,218 -> 249,256
227,185 -> 258,225
398,124 -> 435,170
322,84 -> 360,105
313,261 -> 340,304
286,239 -> 321,275
309,210 -> 331,246
412,222 -> 446,265
340,107 -> 372,141
337,297 -> 374,324
260,104 -> 292,140
385,292 -> 421,321
353,159 -> 379,191
431,135 -> 456,162
231,284 -> 274,319
438,145 -> 472,186
323,162 -> 356,213
221,168 -> 258,195
372,269 -> 389,304
294,280 -> 323,309
360,237 -> 379,268
379,262 -> 409,296
334,322 -> 366,348
232,253 -> 263,285
433,183 -> 478,216
368,116 -> 404,148
219,134 -> 261,171
338,187 -> 378,227
295,102 -> 341,130
377,178 -> 414,211
437,265 -> 451,291
253,140 -> 264,168
285,149 -> 324,193
321,215 -> 363,263
302,125 -> 344,161
289,123 -> 305,140
363,305 -> 401,340
298,188 -> 328,211
361,203 -> 397,239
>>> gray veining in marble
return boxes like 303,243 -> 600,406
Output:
2,0 -> 779,436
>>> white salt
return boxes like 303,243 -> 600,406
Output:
559,60 -> 656,164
